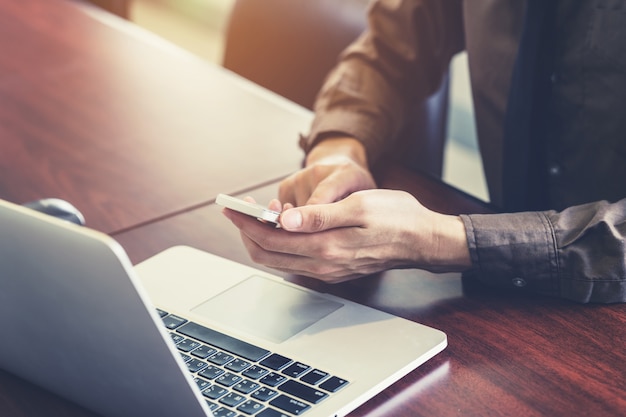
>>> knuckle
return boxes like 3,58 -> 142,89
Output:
244,240 -> 267,265
253,233 -> 273,251
309,164 -> 329,180
308,210 -> 330,232
317,245 -> 340,262
310,261 -> 335,277
248,249 -> 265,264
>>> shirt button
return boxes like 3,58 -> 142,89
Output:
512,277 -> 527,288
550,72 -> 559,84
548,164 -> 561,176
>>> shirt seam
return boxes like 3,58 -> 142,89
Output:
538,211 -> 561,296
460,214 -> 481,269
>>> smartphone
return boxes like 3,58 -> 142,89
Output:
216,193 -> 280,224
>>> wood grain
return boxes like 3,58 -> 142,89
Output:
0,0 -> 307,234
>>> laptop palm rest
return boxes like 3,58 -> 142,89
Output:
192,275 -> 343,344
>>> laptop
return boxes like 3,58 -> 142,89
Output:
0,199 -> 447,417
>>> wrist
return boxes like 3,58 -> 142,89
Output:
432,215 -> 472,272
305,136 -> 369,170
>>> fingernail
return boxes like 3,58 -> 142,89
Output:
281,209 -> 302,230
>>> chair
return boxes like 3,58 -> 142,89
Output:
223,0 -> 369,110
222,0 -> 449,177
85,0 -> 129,18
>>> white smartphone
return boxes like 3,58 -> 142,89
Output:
216,193 -> 280,224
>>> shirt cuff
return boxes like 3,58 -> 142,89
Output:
460,212 -> 560,297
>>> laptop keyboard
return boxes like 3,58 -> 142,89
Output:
158,309 -> 349,416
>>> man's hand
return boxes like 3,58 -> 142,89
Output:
223,190 -> 472,283
278,136 -> 376,206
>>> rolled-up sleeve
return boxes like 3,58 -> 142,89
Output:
461,199 -> 626,303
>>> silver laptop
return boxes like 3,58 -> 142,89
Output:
0,199 -> 446,417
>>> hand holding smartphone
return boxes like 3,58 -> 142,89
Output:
216,194 -> 280,224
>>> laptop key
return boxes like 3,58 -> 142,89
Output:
281,362 -> 310,378
251,387 -> 279,402
225,358 -> 252,372
178,322 -> 270,362
233,379 -> 260,394
299,369 -> 328,385
237,399 -> 265,415
203,385 -> 228,400
209,351 -> 235,366
186,357 -> 208,373
177,338 -> 201,352
216,372 -> 243,387
319,376 -> 349,392
199,365 -> 225,380
269,395 -> 310,415
212,406 -> 238,417
242,365 -> 269,380
259,372 -> 287,387
162,314 -> 187,329
219,392 -> 246,408
257,409 -> 290,417
278,380 -> 328,404
260,354 -> 292,370
191,344 -> 216,359
194,377 -> 211,391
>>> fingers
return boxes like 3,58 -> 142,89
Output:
278,173 -> 315,206
223,205 -> 348,259
236,227 -> 365,283
267,198 -> 282,212
279,169 -> 334,206
278,158 -> 376,207
221,192 -> 393,283
280,197 -> 362,233
305,176 -> 350,206
228,194 -> 363,233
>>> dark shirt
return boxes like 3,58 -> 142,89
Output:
301,0 -> 626,303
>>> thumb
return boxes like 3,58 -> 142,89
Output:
279,200 -> 360,233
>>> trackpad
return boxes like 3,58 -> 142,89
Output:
192,276 -> 343,343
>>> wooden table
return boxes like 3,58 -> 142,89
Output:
0,1 -> 624,417
0,0 -> 307,234
112,171 -> 626,417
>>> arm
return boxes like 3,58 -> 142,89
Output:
304,0 -> 465,162
225,194 -> 625,303
462,199 -> 626,303
279,0 -> 464,206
